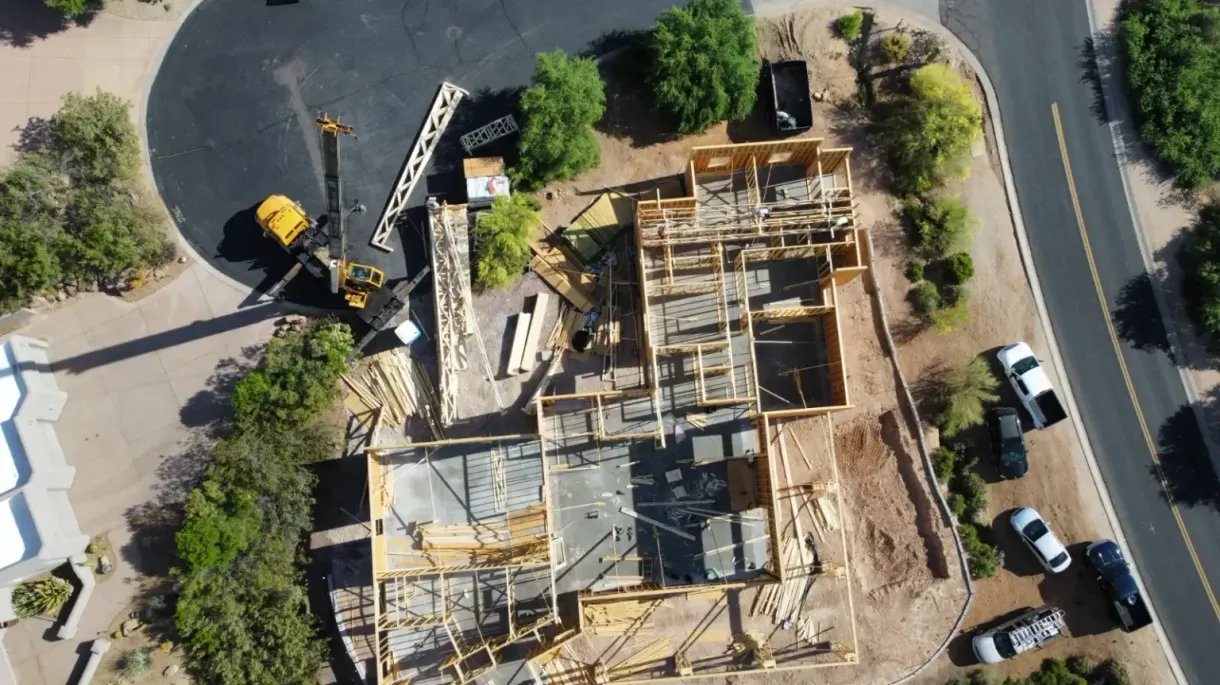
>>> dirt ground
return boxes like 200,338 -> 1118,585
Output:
522,5 -> 1176,684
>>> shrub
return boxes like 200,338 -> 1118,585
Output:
905,258 -> 925,282
881,64 -> 982,194
959,522 -> 1002,579
903,196 -> 973,259
1090,658 -> 1132,685
0,153 -> 71,222
931,289 -> 971,333
952,470 -> 988,522
650,0 -> 759,134
1179,201 -> 1220,337
1123,0 -> 1220,188
119,648 -> 152,678
835,10 -> 864,39
933,445 -> 956,483
175,481 -> 262,573
50,91 -> 140,183
230,320 -> 354,431
946,252 -> 975,284
0,220 -> 62,310
939,355 -> 999,436
12,576 -> 73,618
474,194 -> 540,291
881,32 -> 913,62
1027,658 -> 1088,685
948,493 -> 967,518
60,187 -> 174,280
946,669 -> 995,685
515,50 -> 605,188
912,280 -> 941,314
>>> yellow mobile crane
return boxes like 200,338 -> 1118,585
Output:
255,115 -> 385,307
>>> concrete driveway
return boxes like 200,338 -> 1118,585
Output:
1,263 -> 287,685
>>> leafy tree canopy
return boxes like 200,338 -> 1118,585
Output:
176,481 -> 262,573
650,0 -> 759,134
50,91 -> 140,183
882,64 -> 981,195
1123,0 -> 1220,188
230,320 -> 354,430
515,50 -> 606,188
43,0 -> 94,17
475,194 -> 541,291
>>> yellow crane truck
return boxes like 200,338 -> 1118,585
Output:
255,115 -> 385,308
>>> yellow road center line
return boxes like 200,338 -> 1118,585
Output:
1051,102 -> 1220,621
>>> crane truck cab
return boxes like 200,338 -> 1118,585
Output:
256,194 -> 312,247
340,262 -> 385,309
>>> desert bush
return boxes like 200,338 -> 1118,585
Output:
948,493 -> 967,518
933,445 -> 956,483
230,320 -> 353,431
0,220 -> 63,310
939,355 -> 999,436
1090,658 -> 1132,685
905,258 -> 925,282
12,576 -> 73,618
959,522 -> 1002,579
1123,0 -> 1220,188
946,252 -> 975,284
912,280 -> 941,314
835,10 -> 864,39
650,0 -> 759,134
881,64 -> 982,194
50,91 -> 140,183
903,195 -> 973,259
119,648 -> 152,678
881,32 -> 913,62
931,288 -> 971,333
474,194 -> 540,291
60,187 -> 174,280
515,50 -> 605,188
952,470 -> 988,522
945,669 -> 995,685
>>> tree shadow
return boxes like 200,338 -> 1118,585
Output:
594,31 -> 680,149
1153,391 -> 1220,512
120,434 -> 214,577
178,349 -> 259,434
14,116 -> 53,155
1112,271 -> 1174,360
0,0 -> 100,48
910,356 -> 951,420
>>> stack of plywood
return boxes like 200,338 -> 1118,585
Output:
507,293 -> 552,375
582,599 -> 661,636
530,221 -> 597,313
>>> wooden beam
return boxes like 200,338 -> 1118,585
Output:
521,293 -> 551,373
508,312 -> 532,375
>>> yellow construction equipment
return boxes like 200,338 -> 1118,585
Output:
255,115 -> 385,308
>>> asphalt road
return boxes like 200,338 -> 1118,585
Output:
943,0 -> 1220,681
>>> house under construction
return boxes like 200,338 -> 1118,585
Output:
365,139 -> 869,685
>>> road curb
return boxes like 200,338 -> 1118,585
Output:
755,1 -> 1186,682
138,0 -> 275,302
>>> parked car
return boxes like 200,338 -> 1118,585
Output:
972,605 -> 1067,664
1011,507 -> 1071,573
1086,540 -> 1153,632
987,407 -> 1028,479
996,342 -> 1067,429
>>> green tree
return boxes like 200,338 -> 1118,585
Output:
176,481 -> 262,573
43,0 -> 94,16
0,219 -> 62,309
882,64 -> 982,194
835,10 -> 864,40
1123,0 -> 1220,188
946,252 -> 975,284
474,194 -> 540,291
230,320 -> 353,430
60,187 -> 173,279
1179,201 -> 1220,337
912,280 -> 941,314
940,355 -> 999,436
650,0 -> 759,134
903,196 -> 973,259
933,445 -> 956,483
931,288 -> 971,333
0,153 -> 70,222
515,50 -> 605,188
50,91 -> 140,183
1027,658 -> 1088,685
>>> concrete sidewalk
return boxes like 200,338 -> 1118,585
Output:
2,263 -> 287,685
0,0 -> 188,168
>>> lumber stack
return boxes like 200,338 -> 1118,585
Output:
750,538 -> 813,630
530,222 -> 597,313
342,350 -> 445,439
582,599 -> 661,636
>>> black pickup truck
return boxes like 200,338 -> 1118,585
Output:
1086,540 -> 1152,632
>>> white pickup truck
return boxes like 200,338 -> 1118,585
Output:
996,342 -> 1067,430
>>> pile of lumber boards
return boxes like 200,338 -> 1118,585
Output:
750,538 -> 813,629
530,221 -> 597,313
507,293 -> 552,375
341,349 -> 444,439
582,599 -> 662,636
